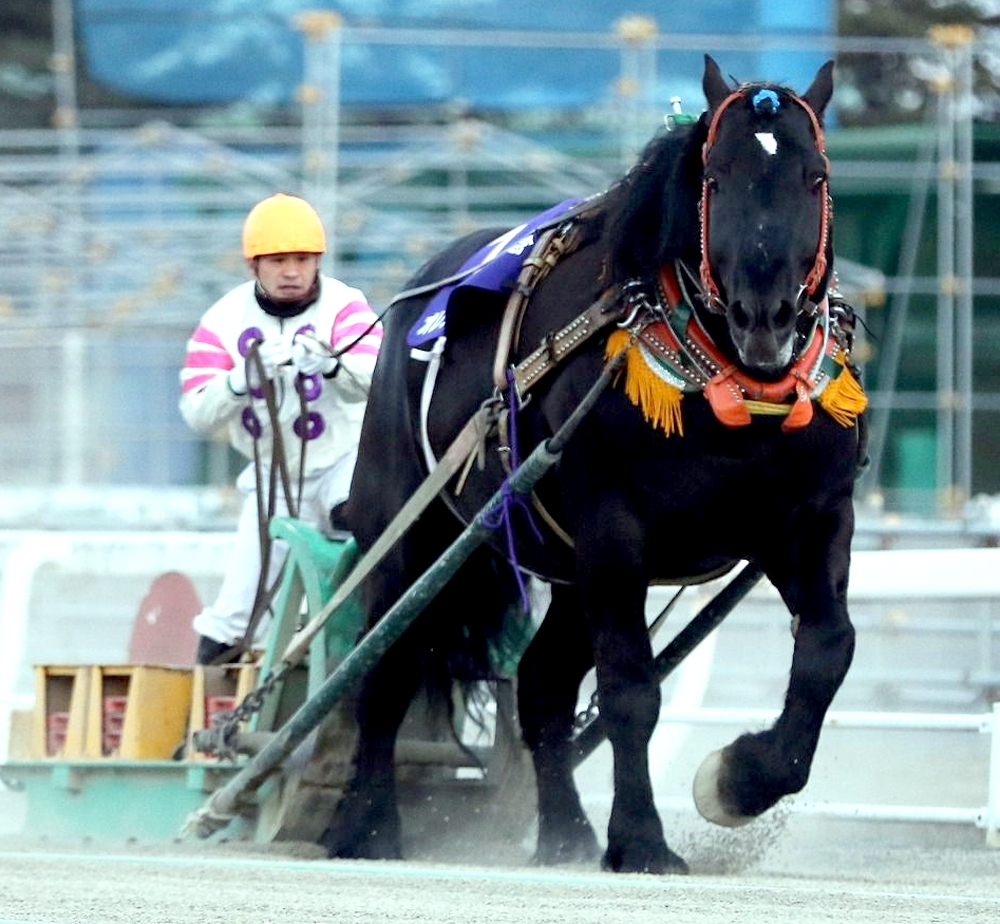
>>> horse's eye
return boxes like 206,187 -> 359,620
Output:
811,172 -> 827,190
704,175 -> 719,192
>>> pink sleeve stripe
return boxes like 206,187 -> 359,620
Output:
344,340 -> 380,357
191,325 -> 226,349
185,349 -> 234,371
334,321 -> 382,343
181,372 -> 217,394
333,299 -> 373,326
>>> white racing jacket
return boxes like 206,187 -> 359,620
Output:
180,275 -> 382,476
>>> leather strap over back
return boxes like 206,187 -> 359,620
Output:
492,218 -> 588,391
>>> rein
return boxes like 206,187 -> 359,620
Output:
699,85 -> 832,314
217,343 -> 310,663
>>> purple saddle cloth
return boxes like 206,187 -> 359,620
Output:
406,198 -> 582,348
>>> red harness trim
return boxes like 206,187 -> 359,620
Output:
699,87 -> 831,312
652,265 -> 827,431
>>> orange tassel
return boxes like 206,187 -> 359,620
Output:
606,330 -> 685,436
818,364 -> 868,427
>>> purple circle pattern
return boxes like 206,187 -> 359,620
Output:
238,327 -> 264,356
297,373 -> 322,402
237,324 -> 329,444
241,406 -> 262,438
293,411 -> 325,441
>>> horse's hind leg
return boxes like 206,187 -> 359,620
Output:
693,502 -> 857,826
517,583 -> 601,865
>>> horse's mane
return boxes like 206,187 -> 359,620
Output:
601,115 -> 708,285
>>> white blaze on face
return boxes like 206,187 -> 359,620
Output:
755,132 -> 777,156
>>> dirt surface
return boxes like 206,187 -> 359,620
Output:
2,575 -> 997,921
0,812 -> 997,924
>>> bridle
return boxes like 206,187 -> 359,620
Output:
698,85 -> 832,317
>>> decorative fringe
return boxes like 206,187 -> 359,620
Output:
606,329 -> 684,436
818,364 -> 868,427
604,330 -> 867,435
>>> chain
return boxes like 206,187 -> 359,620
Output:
573,688 -> 600,732
196,660 -> 293,760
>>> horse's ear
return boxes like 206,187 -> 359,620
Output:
703,55 -> 731,111
802,60 -> 835,118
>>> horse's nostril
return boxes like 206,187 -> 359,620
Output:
775,300 -> 793,327
731,302 -> 750,330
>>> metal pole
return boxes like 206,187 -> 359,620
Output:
928,24 -> 976,511
59,331 -> 87,484
50,0 -> 80,152
52,0 -> 87,483
614,16 -> 658,166
50,0 -> 81,278
988,701 -> 1000,848
185,354 -> 624,838
934,58 -> 956,503
954,36 -> 976,501
295,10 -> 342,276
864,105 -> 937,497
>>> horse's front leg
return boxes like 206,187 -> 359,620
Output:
694,499 -> 857,825
577,509 -> 689,874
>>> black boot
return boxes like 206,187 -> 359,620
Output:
195,635 -> 240,666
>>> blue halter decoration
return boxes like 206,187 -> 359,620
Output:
751,88 -> 781,114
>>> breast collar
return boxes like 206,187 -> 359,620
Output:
623,262 -> 841,431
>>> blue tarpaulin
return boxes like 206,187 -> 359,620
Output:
76,1 -> 834,108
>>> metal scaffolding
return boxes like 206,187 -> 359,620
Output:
0,10 -> 994,521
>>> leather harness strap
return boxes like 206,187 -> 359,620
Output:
508,286 -> 624,398
491,219 -> 588,391
482,219 -> 625,552
699,85 -> 831,313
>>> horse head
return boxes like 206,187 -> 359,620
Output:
699,55 -> 834,377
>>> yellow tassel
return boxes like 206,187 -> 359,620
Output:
605,328 -> 632,365
606,329 -> 684,436
818,364 -> 868,427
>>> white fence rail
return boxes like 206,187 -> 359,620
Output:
649,704 -> 999,846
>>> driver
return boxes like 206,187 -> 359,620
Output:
179,193 -> 382,665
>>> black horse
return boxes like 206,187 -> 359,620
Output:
324,55 -> 867,874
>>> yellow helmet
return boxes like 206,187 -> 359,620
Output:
242,193 -> 327,258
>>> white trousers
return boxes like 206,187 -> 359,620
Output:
192,452 -> 355,646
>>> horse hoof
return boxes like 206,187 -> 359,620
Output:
601,844 -> 690,875
692,749 -> 754,828
534,816 -> 602,866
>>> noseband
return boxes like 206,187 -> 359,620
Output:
698,86 -> 832,316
